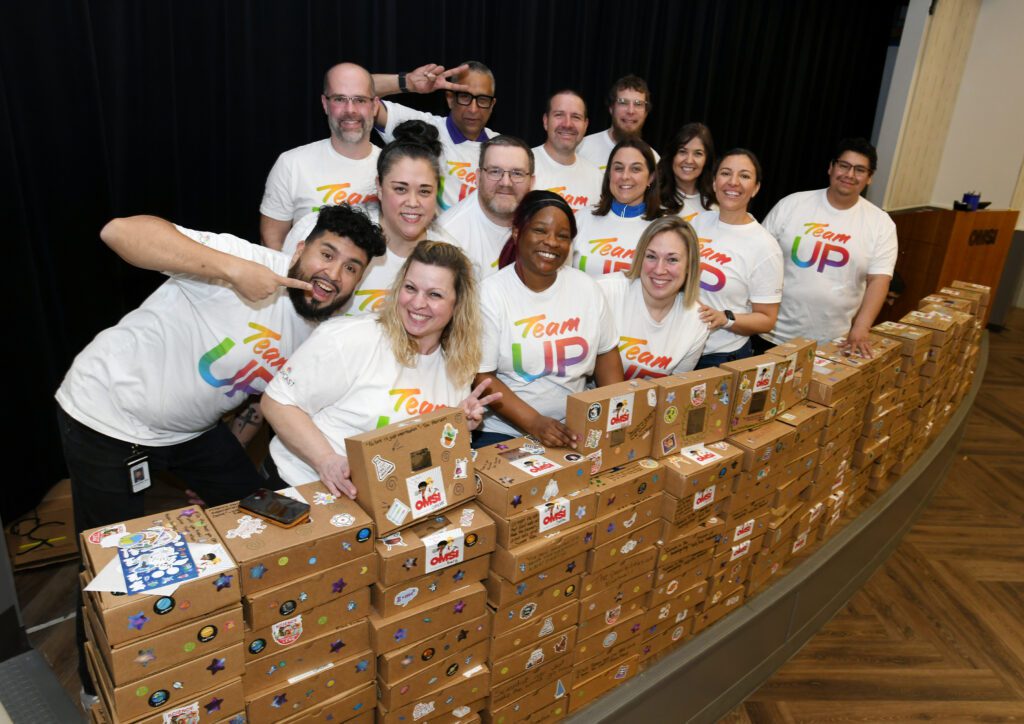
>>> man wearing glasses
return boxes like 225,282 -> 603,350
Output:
260,63 -> 381,250
372,61 -> 498,211
438,136 -> 534,280
578,74 -> 659,170
761,138 -> 897,356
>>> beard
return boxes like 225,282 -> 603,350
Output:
286,262 -> 351,322
329,114 -> 369,144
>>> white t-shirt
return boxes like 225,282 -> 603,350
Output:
762,189 -> 898,343
281,207 -> 456,316
260,139 -> 380,224
478,266 -> 618,437
531,145 -> 602,215
676,193 -> 715,223
378,101 -> 496,212
266,315 -> 464,484
576,129 -> 660,170
572,210 -> 650,277
690,212 -> 784,355
56,230 -> 315,445
437,196 -> 510,281
596,274 -> 709,379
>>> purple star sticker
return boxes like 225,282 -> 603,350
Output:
457,629 -> 468,641
584,531 -> 594,544
453,600 -> 466,614
179,508 -> 197,518
250,563 -> 267,579
355,659 -> 368,673
213,574 -> 232,591
207,657 -> 226,675
607,523 -> 616,533
511,495 -> 522,508
128,612 -> 149,631
566,561 -> 576,573
452,570 -> 465,582
204,696 -> 223,713
394,628 -> 407,641
329,639 -> 345,653
331,578 -> 347,594
272,694 -> 287,708
630,623 -> 641,634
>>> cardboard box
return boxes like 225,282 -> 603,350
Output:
900,309 -> 957,346
726,421 -> 798,472
488,655 -> 572,713
720,354 -> 792,432
491,523 -> 596,583
640,591 -> 698,639
474,437 -> 590,517
765,337 -> 817,411
578,570 -> 652,624
486,488 -> 597,549
585,520 -> 660,573
207,483 -> 374,597
809,356 -> 864,406
920,293 -> 973,315
375,502 -> 495,586
244,616 -> 368,691
490,600 -> 579,660
346,407 -> 475,535
657,516 -> 723,561
377,663 -> 489,724
568,655 -> 639,713
588,459 -> 664,514
564,379 -> 658,473
277,681 -> 375,724
485,558 -> 582,609
373,555 -> 491,618
949,280 -> 991,306
369,583 -> 487,655
490,575 -> 581,637
378,640 -> 489,710
243,553 -> 375,630
585,546 -> 659,593
5,478 -> 77,568
650,368 -> 733,455
591,495 -> 662,548
81,507 -> 240,647
574,621 -> 642,676
377,612 -> 490,684
691,584 -> 745,634
660,441 -> 743,498
638,616 -> 692,663
489,626 -> 575,688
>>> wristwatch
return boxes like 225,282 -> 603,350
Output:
398,72 -> 408,93
723,310 -> 736,330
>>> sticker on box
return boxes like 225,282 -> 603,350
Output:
537,498 -> 570,533
394,587 -> 419,607
88,524 -> 126,546
422,527 -> 465,573
453,457 -> 468,480
162,703 -> 199,723
386,499 -> 411,526
440,423 -> 459,449
541,479 -> 560,501
508,455 -> 563,477
607,393 -> 635,431
753,363 -> 775,391
680,445 -> 722,466
372,454 -> 396,481
118,529 -> 198,594
271,614 -> 303,645
692,485 -> 716,511
405,467 -> 448,518
691,384 -> 706,407
587,403 -> 603,422
586,450 -> 603,475
329,513 -> 355,528
585,429 -> 601,449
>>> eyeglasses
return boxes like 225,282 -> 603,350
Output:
325,94 -> 373,107
481,167 -> 531,183
615,97 -> 648,109
833,160 -> 871,177
453,92 -> 495,109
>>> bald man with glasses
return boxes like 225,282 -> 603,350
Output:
372,61 -> 499,211
260,62 -> 382,250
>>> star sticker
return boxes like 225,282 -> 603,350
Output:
402,558 -> 418,571
332,578 -> 347,593
607,495 -> 616,506
267,664 -> 277,675
401,655 -> 414,666
346,601 -> 357,611
355,659 -> 368,673
225,620 -> 235,630
204,696 -> 223,713
457,629 -> 468,641
566,562 -> 576,573
607,523 -> 616,533
452,570 -> 465,582
299,592 -> 308,602
329,639 -> 345,653
628,450 -> 636,461
128,612 -> 149,631
395,628 -> 407,641
537,572 -> 548,580
453,600 -> 466,614
631,623 -> 641,634
428,582 -> 438,592
213,574 -> 232,591
179,508 -> 197,518
584,532 -> 594,544
134,648 -> 156,667
207,657 -> 226,675
272,694 -> 287,708
511,495 -> 522,508
249,563 -> 267,579
342,541 -> 352,551
575,505 -> 587,519
516,583 -> 527,595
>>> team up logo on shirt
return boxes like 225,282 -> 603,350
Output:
313,182 -> 378,211
581,238 -> 632,275
790,223 -> 851,272
352,289 -> 388,313
444,161 -> 478,208
511,314 -> 589,383
697,238 -> 730,293
544,186 -> 591,212
618,336 -> 673,379
376,388 -> 447,428
198,322 -> 287,397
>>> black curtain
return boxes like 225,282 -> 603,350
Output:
4,0 -> 903,521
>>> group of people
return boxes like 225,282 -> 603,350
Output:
57,58 -> 896,702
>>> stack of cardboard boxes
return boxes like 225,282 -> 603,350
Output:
81,507 -> 247,723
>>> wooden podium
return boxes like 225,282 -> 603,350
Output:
883,207 -> 1019,324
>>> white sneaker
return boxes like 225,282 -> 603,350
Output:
79,687 -> 99,712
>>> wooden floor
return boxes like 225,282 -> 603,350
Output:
13,310 -> 1024,720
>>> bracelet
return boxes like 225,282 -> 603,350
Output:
397,72 -> 408,93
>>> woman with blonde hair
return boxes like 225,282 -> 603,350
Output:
597,215 -> 709,378
262,240 -> 499,496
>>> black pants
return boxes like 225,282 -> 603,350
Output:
58,406 -> 264,693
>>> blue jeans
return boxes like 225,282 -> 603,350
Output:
695,339 -> 754,369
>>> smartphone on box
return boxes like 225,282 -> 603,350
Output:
239,488 -> 311,528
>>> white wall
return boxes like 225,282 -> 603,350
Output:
930,0 -> 1024,226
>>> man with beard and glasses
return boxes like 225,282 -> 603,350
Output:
438,135 -> 534,281
59,204 -> 384,706
259,63 -> 382,250
578,74 -> 659,170
531,90 -> 602,215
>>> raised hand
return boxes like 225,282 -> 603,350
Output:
405,63 -> 471,94
228,258 -> 312,303
460,378 -> 502,430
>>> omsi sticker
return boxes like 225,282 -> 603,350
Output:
405,467 -> 448,519
606,393 -> 635,432
692,485 -> 716,511
753,362 -> 775,392
508,455 -> 563,478
536,498 -> 570,533
680,445 -> 722,466
422,527 -> 465,573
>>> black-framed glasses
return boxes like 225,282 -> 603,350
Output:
481,167 -> 530,183
833,160 -> 871,177
453,92 -> 495,109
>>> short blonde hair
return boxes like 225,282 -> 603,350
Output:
625,216 -> 701,309
378,241 -> 481,388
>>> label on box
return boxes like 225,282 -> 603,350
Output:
422,527 -> 465,573
783,354 -> 797,383
117,529 -> 197,594
680,445 -> 722,466
607,393 -> 635,431
733,519 -> 755,542
813,357 -> 833,370
754,363 -> 775,392
508,455 -> 563,477
162,703 -> 199,723
690,384 -> 706,407
730,540 -> 751,561
692,485 -> 716,511
271,614 -> 303,645
406,466 -> 448,519
387,499 -> 411,526
536,498 -> 570,533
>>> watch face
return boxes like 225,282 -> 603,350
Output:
724,310 -> 735,321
